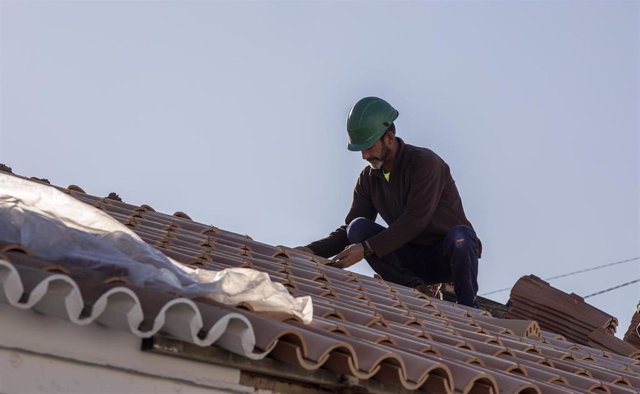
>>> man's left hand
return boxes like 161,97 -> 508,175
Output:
330,243 -> 364,268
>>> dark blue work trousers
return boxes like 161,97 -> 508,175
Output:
347,217 -> 480,308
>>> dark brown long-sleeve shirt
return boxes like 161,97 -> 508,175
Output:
306,138 -> 476,258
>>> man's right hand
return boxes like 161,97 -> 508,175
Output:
329,243 -> 364,269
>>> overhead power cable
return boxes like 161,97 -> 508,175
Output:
480,256 -> 640,296
544,256 -> 640,281
481,286 -> 517,297
583,278 -> 640,299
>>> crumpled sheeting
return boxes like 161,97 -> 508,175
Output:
0,173 -> 312,324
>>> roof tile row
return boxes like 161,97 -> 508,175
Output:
1,169 -> 639,393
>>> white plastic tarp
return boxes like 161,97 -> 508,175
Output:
0,173 -> 312,323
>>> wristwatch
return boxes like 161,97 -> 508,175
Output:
362,241 -> 374,258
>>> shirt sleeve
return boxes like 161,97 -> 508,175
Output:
367,152 -> 448,257
306,171 -> 377,258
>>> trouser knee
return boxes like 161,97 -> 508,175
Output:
448,226 -> 479,257
346,217 -> 380,244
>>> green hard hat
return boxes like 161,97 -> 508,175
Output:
346,97 -> 399,151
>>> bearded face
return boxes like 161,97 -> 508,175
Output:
363,138 -> 389,170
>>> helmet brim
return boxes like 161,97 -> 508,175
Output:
347,141 -> 375,152
347,127 -> 387,151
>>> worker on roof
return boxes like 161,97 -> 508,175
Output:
296,97 -> 481,308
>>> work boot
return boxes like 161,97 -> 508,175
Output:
414,283 -> 443,300
440,282 -> 457,303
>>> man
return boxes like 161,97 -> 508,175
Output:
297,97 -> 481,308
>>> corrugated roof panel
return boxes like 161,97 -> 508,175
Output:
0,256 -> 271,360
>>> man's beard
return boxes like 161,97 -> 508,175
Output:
367,144 -> 388,170
368,159 -> 384,170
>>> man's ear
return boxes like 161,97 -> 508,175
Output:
384,131 -> 394,145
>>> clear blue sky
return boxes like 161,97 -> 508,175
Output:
1,1 -> 638,337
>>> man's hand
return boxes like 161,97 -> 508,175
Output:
329,243 -> 364,268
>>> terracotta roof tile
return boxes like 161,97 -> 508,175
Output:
623,306 -> 640,349
589,328 -> 640,359
508,275 -> 638,360
1,170 -> 640,393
